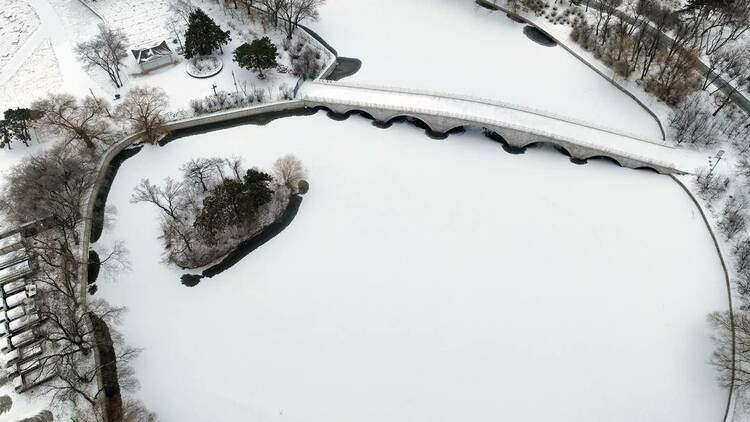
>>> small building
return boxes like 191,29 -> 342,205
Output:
131,40 -> 175,72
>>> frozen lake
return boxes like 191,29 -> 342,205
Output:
312,0 -> 662,140
99,114 -> 727,422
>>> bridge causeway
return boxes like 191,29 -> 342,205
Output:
301,80 -> 707,175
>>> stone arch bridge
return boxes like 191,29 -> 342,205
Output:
301,81 -> 707,175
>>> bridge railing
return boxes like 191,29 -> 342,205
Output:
305,96 -> 681,172
312,79 -> 671,147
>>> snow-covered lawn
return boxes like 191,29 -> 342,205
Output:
0,41 -> 63,113
81,0 -> 332,111
0,0 -> 40,73
0,0 -> 102,112
81,0 -> 172,46
99,114 -> 727,422
311,0 -> 662,140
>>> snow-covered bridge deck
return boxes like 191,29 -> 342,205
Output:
302,81 -> 707,174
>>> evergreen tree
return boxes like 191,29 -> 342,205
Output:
0,121 -> 13,150
184,8 -> 231,59
233,37 -> 278,78
4,108 -> 32,147
0,108 -> 33,151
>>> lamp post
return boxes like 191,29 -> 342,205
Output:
708,150 -> 725,177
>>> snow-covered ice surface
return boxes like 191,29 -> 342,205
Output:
311,0 -> 662,140
99,114 -> 727,422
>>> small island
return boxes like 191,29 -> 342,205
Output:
132,154 -> 308,270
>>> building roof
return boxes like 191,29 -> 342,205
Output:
131,40 -> 173,64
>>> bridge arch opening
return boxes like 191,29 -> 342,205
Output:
313,106 -> 376,122
525,141 -> 573,159
635,166 -> 660,174
584,155 -> 624,168
386,115 -> 449,140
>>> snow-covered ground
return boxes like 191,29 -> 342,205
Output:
0,0 -> 101,112
311,0 -> 662,140
81,0 -> 332,111
99,114 -> 727,422
0,0 -> 40,73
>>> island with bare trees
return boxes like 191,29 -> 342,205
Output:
132,154 -> 308,271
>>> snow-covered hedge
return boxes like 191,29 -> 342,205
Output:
189,85 -> 293,115
186,56 -> 223,78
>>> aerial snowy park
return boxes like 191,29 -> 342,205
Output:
0,0 -> 748,422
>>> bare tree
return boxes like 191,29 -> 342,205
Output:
279,0 -> 326,39
131,178 -> 187,222
682,0 -> 750,55
695,169 -> 729,202
703,43 -> 750,89
669,91 -> 721,145
115,87 -> 170,144
166,14 -> 186,51
180,159 -> 220,193
719,195 -> 747,239
259,0 -> 286,27
34,301 -> 140,420
291,46 -> 320,79
169,0 -> 196,25
31,94 -> 111,150
225,156 -> 245,179
75,25 -> 130,88
708,310 -> 750,389
0,145 -> 96,237
22,223 -> 134,419
272,154 -> 307,192
131,178 -> 197,256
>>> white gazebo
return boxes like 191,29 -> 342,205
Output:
131,40 -> 175,72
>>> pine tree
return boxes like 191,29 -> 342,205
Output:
233,37 -> 278,78
184,8 -> 232,59
4,108 -> 32,147
0,121 -> 13,150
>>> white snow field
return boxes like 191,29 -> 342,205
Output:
0,0 -> 40,73
312,0 -> 662,140
99,114 -> 727,422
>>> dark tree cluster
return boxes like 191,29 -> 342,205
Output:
570,0 -> 705,104
194,169 -> 274,244
132,155 -> 307,268
233,36 -> 278,78
0,108 -> 34,150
